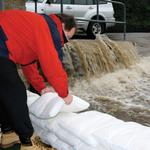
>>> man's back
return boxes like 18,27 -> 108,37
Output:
0,10 -> 48,64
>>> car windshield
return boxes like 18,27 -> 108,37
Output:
27,0 -> 44,3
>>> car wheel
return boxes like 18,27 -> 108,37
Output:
87,21 -> 105,38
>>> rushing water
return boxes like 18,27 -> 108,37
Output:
70,56 -> 150,126
63,35 -> 139,78
62,35 -> 150,126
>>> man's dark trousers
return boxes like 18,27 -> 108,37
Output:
0,57 -> 33,139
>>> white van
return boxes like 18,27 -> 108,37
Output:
26,0 -> 115,36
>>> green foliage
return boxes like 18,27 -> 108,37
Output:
113,0 -> 150,31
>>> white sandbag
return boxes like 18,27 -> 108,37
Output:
32,124 -> 45,138
74,143 -> 97,150
26,90 -> 40,106
30,111 -> 150,150
34,123 -> 73,150
30,114 -> 47,129
52,125 -> 81,147
109,122 -> 150,150
127,135 -> 150,150
30,113 -> 86,147
29,92 -> 89,119
39,130 -> 58,146
32,120 -> 73,149
41,131 -> 72,150
40,130 -> 74,150
32,120 -> 82,149
61,95 -> 90,113
58,111 -> 121,147
33,123 -> 94,150
93,123 -> 128,150
93,121 -> 150,150
30,113 -> 69,136
52,138 -> 73,150
32,122 -> 57,144
29,92 -> 63,118
76,142 -> 116,150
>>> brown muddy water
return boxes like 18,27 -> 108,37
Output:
70,57 -> 150,126
63,35 -> 150,127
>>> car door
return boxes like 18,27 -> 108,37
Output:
26,0 -> 46,13
71,0 -> 92,18
44,0 -> 72,14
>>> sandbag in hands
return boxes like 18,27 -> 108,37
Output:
40,87 -> 73,105
40,87 -> 55,94
29,92 -> 90,119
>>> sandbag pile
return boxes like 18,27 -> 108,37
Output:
27,91 -> 150,150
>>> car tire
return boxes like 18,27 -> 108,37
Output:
87,21 -> 105,38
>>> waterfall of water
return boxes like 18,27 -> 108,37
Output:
63,35 -> 150,126
63,35 -> 139,78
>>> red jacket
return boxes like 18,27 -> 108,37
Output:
49,14 -> 64,47
0,10 -> 68,98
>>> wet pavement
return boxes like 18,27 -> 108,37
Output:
107,33 -> 150,57
74,32 -> 150,56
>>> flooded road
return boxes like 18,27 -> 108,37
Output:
71,33 -> 150,126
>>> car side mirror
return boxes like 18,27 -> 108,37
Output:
46,0 -> 51,5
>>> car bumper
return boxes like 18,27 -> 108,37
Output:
76,20 -> 88,31
106,17 -> 116,28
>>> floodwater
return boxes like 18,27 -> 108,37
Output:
70,56 -> 150,126
68,33 -> 150,126
63,34 -> 138,78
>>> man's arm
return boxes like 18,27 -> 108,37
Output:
22,63 -> 46,94
34,19 -> 68,98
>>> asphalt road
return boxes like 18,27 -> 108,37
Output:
107,33 -> 150,57
74,32 -> 150,57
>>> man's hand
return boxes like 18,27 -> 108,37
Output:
41,87 -> 55,95
41,88 -> 73,105
63,94 -> 73,105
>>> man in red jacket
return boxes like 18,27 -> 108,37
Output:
0,10 -> 76,150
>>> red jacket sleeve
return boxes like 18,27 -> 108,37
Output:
22,63 -> 46,93
33,19 -> 68,98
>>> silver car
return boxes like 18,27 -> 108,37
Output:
26,0 -> 115,36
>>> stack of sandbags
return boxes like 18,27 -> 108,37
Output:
27,90 -> 40,106
27,91 -> 150,150
29,111 -> 119,150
